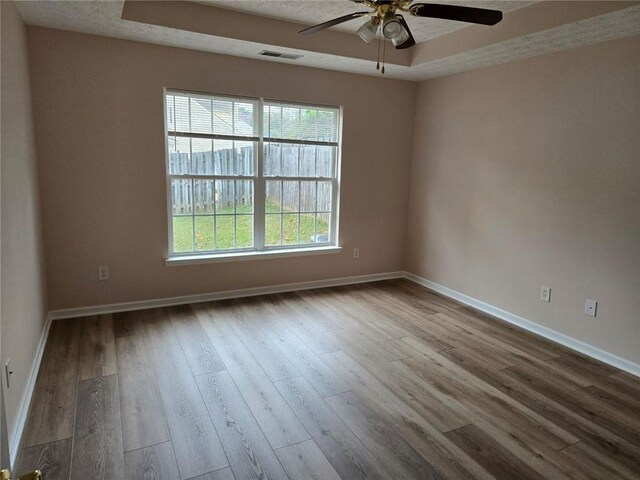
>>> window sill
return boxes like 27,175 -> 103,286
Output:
166,246 -> 343,266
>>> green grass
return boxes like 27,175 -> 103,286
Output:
173,203 -> 328,252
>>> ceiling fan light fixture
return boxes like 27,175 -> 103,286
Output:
297,2 -> 503,71
391,22 -> 410,46
382,11 -> 403,40
357,17 -> 379,43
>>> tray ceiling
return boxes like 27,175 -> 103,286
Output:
15,1 -> 640,81
200,0 -> 532,43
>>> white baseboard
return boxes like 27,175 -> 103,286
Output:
49,271 -> 405,320
403,272 -> 640,378
8,313 -> 52,468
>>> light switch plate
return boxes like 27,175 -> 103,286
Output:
540,286 -> 551,302
98,266 -> 110,281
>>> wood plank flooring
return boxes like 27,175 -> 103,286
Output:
15,279 -> 640,479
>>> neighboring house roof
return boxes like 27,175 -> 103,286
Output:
167,98 -> 254,153
193,98 -> 254,137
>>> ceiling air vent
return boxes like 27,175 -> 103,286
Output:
258,50 -> 303,60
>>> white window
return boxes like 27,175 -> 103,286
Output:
165,90 -> 341,258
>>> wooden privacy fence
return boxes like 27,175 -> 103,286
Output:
170,145 -> 333,214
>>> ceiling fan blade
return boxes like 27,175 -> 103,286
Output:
409,3 -> 502,25
299,12 -> 370,35
394,15 -> 416,49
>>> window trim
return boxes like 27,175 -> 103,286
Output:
165,246 -> 343,266
163,89 -> 342,260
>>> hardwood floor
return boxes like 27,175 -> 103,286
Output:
15,279 -> 640,479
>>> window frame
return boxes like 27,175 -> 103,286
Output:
164,88 -> 342,260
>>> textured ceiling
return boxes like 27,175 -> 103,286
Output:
14,1 -> 640,81
201,0 -> 533,42
15,1 -> 413,77
406,5 -> 640,80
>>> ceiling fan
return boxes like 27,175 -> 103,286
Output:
299,1 -> 503,57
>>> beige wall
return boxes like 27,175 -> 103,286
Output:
0,1 -> 48,443
26,27 -> 417,310
407,35 -> 640,364
12,14 -> 639,383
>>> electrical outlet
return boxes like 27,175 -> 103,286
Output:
98,266 -> 110,281
540,286 -> 551,302
5,359 -> 12,389
585,299 -> 597,317
353,248 -> 360,259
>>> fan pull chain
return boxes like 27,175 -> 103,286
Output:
376,32 -> 381,71
381,38 -> 386,75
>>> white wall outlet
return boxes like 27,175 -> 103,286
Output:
585,299 -> 597,317
98,266 -> 110,281
353,248 -> 360,259
4,359 -> 12,389
540,286 -> 551,302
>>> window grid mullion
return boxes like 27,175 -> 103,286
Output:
254,99 -> 266,251
187,99 -> 196,252
168,131 -> 260,143
330,177 -> 338,244
169,174 -> 255,181
190,179 -> 195,252
314,180 -> 318,241
314,145 -> 318,178
280,180 -> 284,246
232,100 -> 235,138
262,176 -> 332,182
188,99 -> 193,178
233,180 -> 237,249
297,180 -> 301,246
213,179 -> 218,251
211,100 -> 218,251
167,94 -> 176,256
297,145 -> 301,245
263,137 -> 338,147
